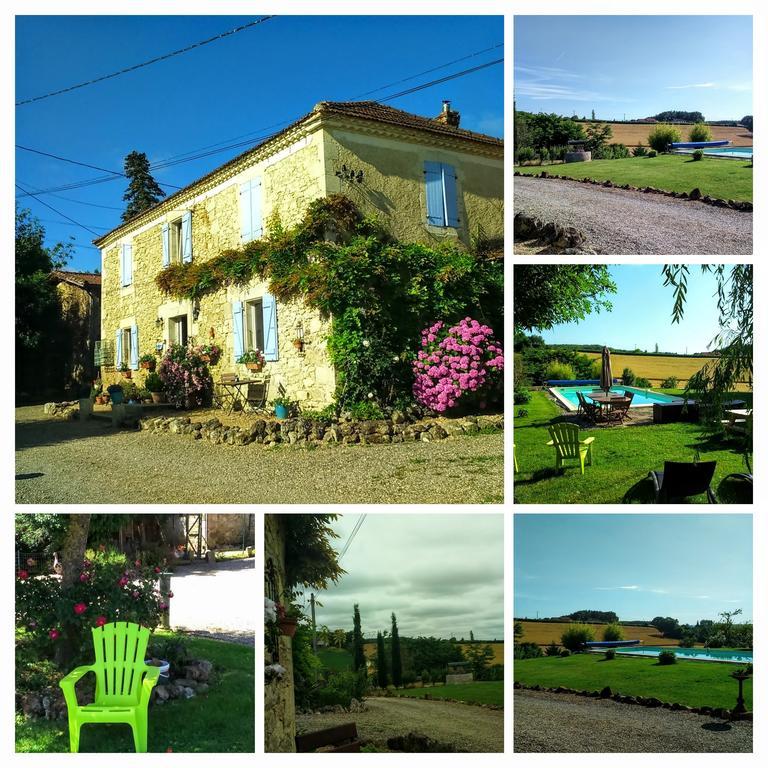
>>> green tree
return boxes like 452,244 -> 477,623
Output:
689,123 -> 713,143
514,622 -> 524,641
741,115 -> 753,132
560,623 -> 595,652
717,609 -> 742,646
469,630 -> 474,642
602,623 -> 624,642
465,643 -> 494,680
376,631 -> 388,687
121,150 -> 166,222
584,122 -> 613,152
514,265 -> 616,332
391,613 -> 403,687
352,604 -> 365,672
647,124 -> 682,153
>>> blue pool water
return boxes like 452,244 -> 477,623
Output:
676,147 -> 753,160
551,385 -> 683,411
609,646 -> 752,664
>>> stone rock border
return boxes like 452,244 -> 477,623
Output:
513,212 -> 591,253
514,170 -> 753,212
514,682 -> 752,721
138,413 -> 503,448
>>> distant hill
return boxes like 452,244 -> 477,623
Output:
572,120 -> 752,148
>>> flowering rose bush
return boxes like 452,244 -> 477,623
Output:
158,343 -> 213,409
16,549 -> 167,667
412,318 -> 504,413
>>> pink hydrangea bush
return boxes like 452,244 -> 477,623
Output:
412,317 -> 504,413
158,343 -> 213,409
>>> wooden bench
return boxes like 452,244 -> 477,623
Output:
295,723 -> 361,753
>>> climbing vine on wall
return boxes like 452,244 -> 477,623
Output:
155,195 -> 503,408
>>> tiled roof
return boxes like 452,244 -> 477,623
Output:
52,270 -> 102,287
94,101 -> 502,246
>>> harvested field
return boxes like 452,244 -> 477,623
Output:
573,121 -> 752,148
517,621 -> 669,647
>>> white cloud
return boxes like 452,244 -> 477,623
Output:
665,82 -> 717,90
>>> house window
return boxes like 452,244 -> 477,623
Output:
424,161 -> 460,228
169,219 -> 183,265
244,299 -> 264,352
168,315 -> 188,346
120,328 -> 132,367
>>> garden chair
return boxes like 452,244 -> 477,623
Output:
576,391 -> 601,424
605,397 -> 632,425
245,376 -> 270,412
59,621 -> 160,753
546,422 -> 595,474
648,461 -> 718,503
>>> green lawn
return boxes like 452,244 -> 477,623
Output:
515,654 -> 751,711
515,155 -> 753,202
316,647 -> 353,671
392,681 -> 503,707
513,391 -> 752,504
16,634 -> 254,753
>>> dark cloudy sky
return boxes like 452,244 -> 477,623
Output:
302,514 -> 505,641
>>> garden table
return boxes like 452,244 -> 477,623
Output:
215,378 -> 264,415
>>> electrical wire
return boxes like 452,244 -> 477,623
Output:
338,515 -> 366,562
15,183 -> 100,236
16,16 -> 276,106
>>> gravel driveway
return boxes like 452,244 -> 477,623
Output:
297,697 -> 503,752
15,407 -> 503,504
514,176 -> 752,254
514,690 -> 752,753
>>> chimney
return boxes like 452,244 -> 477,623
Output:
434,100 -> 460,128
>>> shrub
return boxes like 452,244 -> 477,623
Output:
603,623 -> 624,642
514,642 -> 543,660
635,377 -> 652,388
516,146 -> 536,164
560,623 -> 595,652
660,376 -> 678,388
647,150 -> 657,158
345,401 -> 385,420
605,649 -> 616,660
144,372 -> 164,393
412,318 -> 504,413
609,143 -> 630,159
647,124 -> 681,153
158,343 -> 213,409
689,123 -> 713,143
544,361 -> 576,382
632,145 -> 648,157
559,649 -> 571,657
622,367 -> 635,385
545,641 -> 560,657
692,149 -> 704,162
705,632 -> 726,649
539,147 -> 550,163
421,669 -> 430,685
658,650 -> 677,665
679,636 -> 695,648
514,388 -> 531,405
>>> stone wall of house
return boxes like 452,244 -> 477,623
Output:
265,515 -> 296,753
55,281 -> 100,388
206,514 -> 255,549
99,135 -> 336,406
322,127 -> 503,249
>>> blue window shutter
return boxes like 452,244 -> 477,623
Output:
251,178 -> 263,238
162,223 -> 170,267
121,244 -> 133,286
232,301 -> 244,361
424,161 -> 445,226
119,247 -> 125,286
262,293 -> 279,362
115,329 -> 122,367
239,182 -> 252,242
442,164 -> 459,227
182,211 -> 192,263
130,324 -> 139,370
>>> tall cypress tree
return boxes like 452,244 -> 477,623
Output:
121,150 -> 166,222
376,631 -> 388,688
391,612 -> 402,688
352,604 -> 366,672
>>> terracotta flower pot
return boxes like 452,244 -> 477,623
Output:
122,370 -> 132,379
278,617 -> 298,638
246,362 -> 264,373
140,361 -> 156,371
151,392 -> 167,404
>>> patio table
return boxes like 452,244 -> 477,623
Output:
215,378 -> 265,415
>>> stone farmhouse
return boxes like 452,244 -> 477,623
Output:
94,100 -> 503,407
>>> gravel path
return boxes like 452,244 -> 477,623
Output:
514,689 -> 752,753
514,176 -> 752,254
297,697 -> 503,752
15,407 -> 503,504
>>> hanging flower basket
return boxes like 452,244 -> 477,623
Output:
277,616 -> 298,638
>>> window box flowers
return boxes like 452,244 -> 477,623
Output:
139,353 -> 157,371
237,349 -> 266,373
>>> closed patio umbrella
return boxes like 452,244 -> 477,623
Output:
600,346 -> 612,393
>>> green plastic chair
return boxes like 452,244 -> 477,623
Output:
546,422 -> 595,474
59,622 -> 160,753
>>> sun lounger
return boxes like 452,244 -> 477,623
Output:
649,460 -> 718,503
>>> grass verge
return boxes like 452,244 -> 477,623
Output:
391,681 -> 504,707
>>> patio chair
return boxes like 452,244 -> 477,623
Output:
648,461 -> 718,503
212,372 -> 239,411
605,397 -> 632,424
59,621 -> 159,753
245,376 -> 270,412
576,391 -> 602,424
546,422 -> 595,474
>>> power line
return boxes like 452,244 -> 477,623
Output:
16,16 -> 276,106
338,515 -> 366,562
15,183 -> 100,236
35,218 -> 109,230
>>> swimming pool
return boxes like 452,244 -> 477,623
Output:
551,385 -> 683,411
609,646 -> 752,664
675,147 -> 753,160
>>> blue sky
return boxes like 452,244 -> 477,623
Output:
536,265 -> 729,355
515,16 -> 752,121
15,15 -> 503,271
514,514 -> 752,624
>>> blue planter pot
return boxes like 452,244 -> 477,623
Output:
110,390 -> 124,404
274,404 -> 288,420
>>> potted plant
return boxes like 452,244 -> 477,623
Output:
139,353 -> 156,371
106,383 -> 124,404
197,343 -> 221,365
237,349 -> 266,373
145,372 -> 167,404
271,396 -> 293,420
276,603 -> 299,638
119,362 -> 132,379
292,338 -> 304,352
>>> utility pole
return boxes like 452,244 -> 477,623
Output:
310,593 -> 317,653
